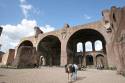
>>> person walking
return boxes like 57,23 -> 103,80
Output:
72,64 -> 78,81
65,64 -> 73,82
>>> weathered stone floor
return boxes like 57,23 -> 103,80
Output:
0,67 -> 125,83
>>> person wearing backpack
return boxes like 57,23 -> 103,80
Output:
72,63 -> 78,81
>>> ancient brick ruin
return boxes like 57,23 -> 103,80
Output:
1,6 -> 125,75
0,27 -> 4,62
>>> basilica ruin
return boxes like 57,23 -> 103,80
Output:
0,27 -> 4,62
1,6 -> 125,75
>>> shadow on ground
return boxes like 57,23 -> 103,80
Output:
0,74 -> 5,77
69,76 -> 86,83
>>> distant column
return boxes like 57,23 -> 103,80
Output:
93,56 -> 96,66
92,41 -> 96,66
82,42 -> 86,66
92,41 -> 95,52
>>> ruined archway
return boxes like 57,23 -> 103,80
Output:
66,29 -> 106,67
18,40 -> 33,47
15,40 -> 37,68
86,55 -> 93,66
37,35 -> 61,66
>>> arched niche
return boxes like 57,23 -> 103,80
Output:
37,35 -> 61,66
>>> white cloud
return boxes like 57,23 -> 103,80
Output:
83,14 -> 91,20
40,25 -> 55,32
33,8 -> 41,15
19,0 -> 41,18
20,0 -> 26,3
21,19 -> 36,28
20,0 -> 32,18
20,4 -> 32,18
0,19 -> 55,52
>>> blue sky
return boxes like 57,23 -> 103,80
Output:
0,0 -> 125,28
0,0 -> 125,52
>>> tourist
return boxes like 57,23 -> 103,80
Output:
65,64 -> 73,82
72,64 -> 78,81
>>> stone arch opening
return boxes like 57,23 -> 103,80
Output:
85,41 -> 93,52
37,35 -> 61,66
76,42 -> 83,52
19,40 -> 33,47
86,55 -> 93,66
66,29 -> 106,67
94,40 -> 103,51
96,54 -> 105,67
16,40 -> 37,68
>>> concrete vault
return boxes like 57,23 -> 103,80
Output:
12,40 -> 37,68
37,35 -> 61,66
66,29 -> 107,68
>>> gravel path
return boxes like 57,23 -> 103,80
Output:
0,67 -> 125,83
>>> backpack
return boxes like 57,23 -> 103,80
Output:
72,65 -> 75,72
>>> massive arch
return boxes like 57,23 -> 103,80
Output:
18,40 -> 33,47
15,40 -> 37,68
66,29 -> 106,68
37,35 -> 61,66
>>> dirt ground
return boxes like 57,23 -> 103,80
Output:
0,67 -> 125,83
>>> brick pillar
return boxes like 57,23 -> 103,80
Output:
83,55 -> 86,66
104,54 -> 108,68
92,42 -> 96,66
106,43 -> 117,68
92,41 -> 95,52
60,40 -> 67,66
93,55 -> 96,66
114,42 -> 125,74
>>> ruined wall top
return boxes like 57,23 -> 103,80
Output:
110,6 -> 125,42
102,7 -> 112,32
34,26 -> 43,38
102,6 -> 125,33
63,23 -> 70,28
102,9 -> 110,23
101,6 -> 125,43
0,26 -> 3,36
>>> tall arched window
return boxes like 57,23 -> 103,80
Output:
77,42 -> 83,52
85,41 -> 92,51
95,40 -> 103,51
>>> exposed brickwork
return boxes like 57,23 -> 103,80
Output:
6,49 -> 15,65
1,6 -> 125,76
0,51 -> 5,62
